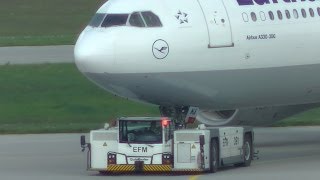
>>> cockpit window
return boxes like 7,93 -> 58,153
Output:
129,12 -> 145,27
95,12 -> 162,28
89,13 -> 106,27
141,11 -> 162,27
101,14 -> 129,27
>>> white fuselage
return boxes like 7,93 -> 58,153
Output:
74,0 -> 320,111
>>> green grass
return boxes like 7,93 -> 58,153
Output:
0,0 -> 104,46
0,63 -> 159,134
0,35 -> 75,46
273,108 -> 320,127
0,63 -> 319,134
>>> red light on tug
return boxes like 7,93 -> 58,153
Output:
161,118 -> 170,127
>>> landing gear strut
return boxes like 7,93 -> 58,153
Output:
159,106 -> 189,128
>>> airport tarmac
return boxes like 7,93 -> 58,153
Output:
0,46 -> 74,65
0,127 -> 319,180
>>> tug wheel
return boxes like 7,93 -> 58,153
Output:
210,139 -> 219,173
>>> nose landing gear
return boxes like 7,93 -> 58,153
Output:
159,106 -> 189,128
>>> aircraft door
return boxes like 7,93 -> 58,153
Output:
197,0 -> 233,48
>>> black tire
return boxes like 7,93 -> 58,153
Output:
210,139 -> 219,173
99,171 -> 108,175
242,134 -> 253,167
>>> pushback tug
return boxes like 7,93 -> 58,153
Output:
80,117 -> 254,173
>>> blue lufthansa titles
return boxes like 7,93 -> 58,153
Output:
237,0 -> 316,6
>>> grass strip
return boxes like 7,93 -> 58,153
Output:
0,0 -> 103,46
0,63 -> 319,134
273,108 -> 320,127
0,35 -> 76,47
0,63 -> 159,134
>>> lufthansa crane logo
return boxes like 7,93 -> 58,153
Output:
152,39 -> 169,59
175,10 -> 188,24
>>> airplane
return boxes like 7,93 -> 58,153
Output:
74,0 -> 320,126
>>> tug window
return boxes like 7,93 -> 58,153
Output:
119,120 -> 163,143
141,11 -> 162,27
89,13 -> 106,27
101,14 -> 129,27
129,12 -> 145,27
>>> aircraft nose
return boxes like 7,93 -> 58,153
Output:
74,31 -> 115,73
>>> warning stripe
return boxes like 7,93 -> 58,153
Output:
107,165 -> 135,171
144,165 -> 171,172
106,165 -> 171,172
